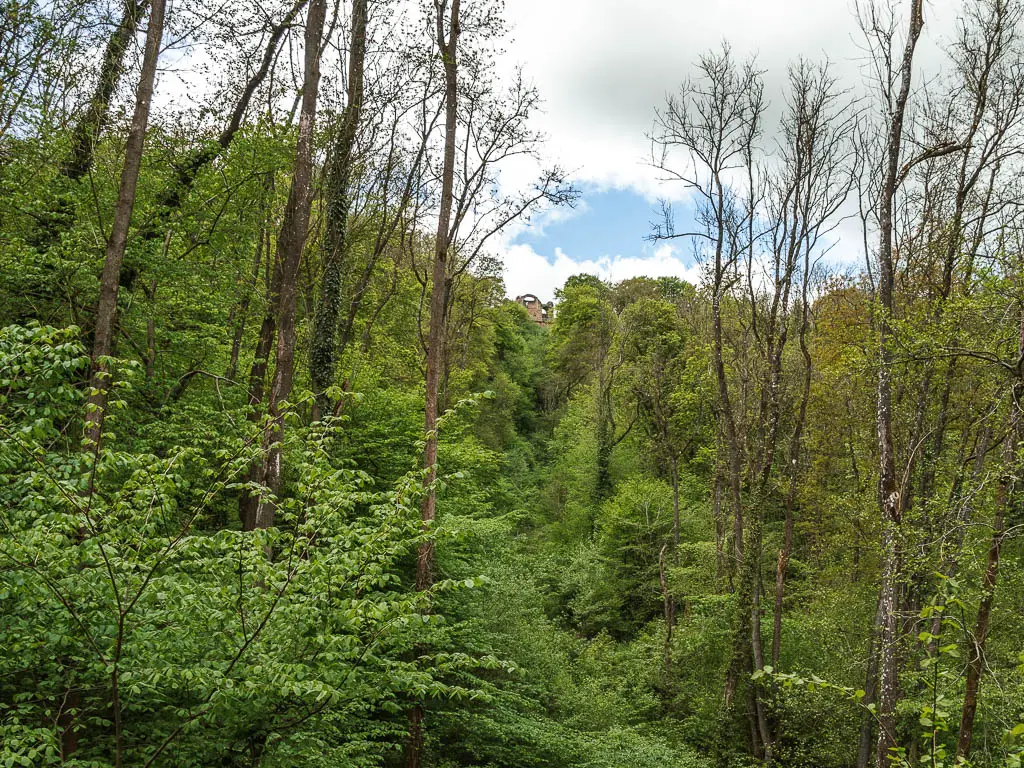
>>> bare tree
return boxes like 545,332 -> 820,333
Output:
766,58 -> 855,668
854,1 -> 965,763
651,44 -> 772,759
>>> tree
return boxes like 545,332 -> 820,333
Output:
616,296 -> 710,675
765,57 -> 855,669
652,44 -> 773,758
83,0 -> 167,449
854,2 -> 966,762
406,0 -> 461,761
250,0 -> 327,530
61,0 -> 149,181
309,0 -> 369,418
549,277 -> 619,499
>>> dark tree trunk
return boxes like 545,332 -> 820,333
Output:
595,365 -> 613,502
713,469 -> 727,588
251,0 -> 327,530
772,247 -> 813,667
62,0 -> 149,181
227,198 -> 271,381
414,0 -> 460,594
956,312 -> 1023,759
659,543 -> 674,680
338,249 -> 387,357
310,0 -> 368,418
405,4 -> 460,767
857,597 -> 884,768
955,465 -> 1007,761
714,192 -> 754,748
83,0 -> 166,449
239,300 -> 278,531
237,226 -> 277,531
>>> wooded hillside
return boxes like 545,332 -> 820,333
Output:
1,0 -> 1023,766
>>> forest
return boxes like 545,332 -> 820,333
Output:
1,0 -> 1023,765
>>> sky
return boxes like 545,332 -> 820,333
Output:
495,0 -> 958,301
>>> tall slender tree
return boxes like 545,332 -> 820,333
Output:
652,46 -> 771,757
251,0 -> 328,530
406,4 -> 460,759
62,0 -> 149,181
83,0 -> 166,449
858,3 -> 962,762
310,0 -> 369,418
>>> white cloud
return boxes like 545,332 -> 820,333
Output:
501,0 -> 958,199
501,242 -> 701,301
488,1 -> 963,296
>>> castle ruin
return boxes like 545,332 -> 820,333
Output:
514,294 -> 555,326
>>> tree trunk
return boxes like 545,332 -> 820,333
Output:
239,300 -> 278,531
310,0 -> 368,418
144,279 -> 157,380
857,597 -> 884,768
956,311 -> 1023,760
405,4 -> 460,766
414,0 -> 460,594
772,248 -> 813,667
955,461 -> 1008,761
62,0 -> 150,181
659,543 -> 673,681
227,204 -> 270,381
83,0 -> 166,449
251,0 -> 326,530
595,371 -> 613,503
237,225 -> 278,531
714,183 -> 757,755
661,457 -> 682,681
713,469 -> 727,589
873,4 -> 924,764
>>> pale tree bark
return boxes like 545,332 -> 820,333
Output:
905,0 -> 1021,660
251,0 -> 327,530
857,3 -> 1019,760
83,0 -> 166,449
871,2 -> 924,763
